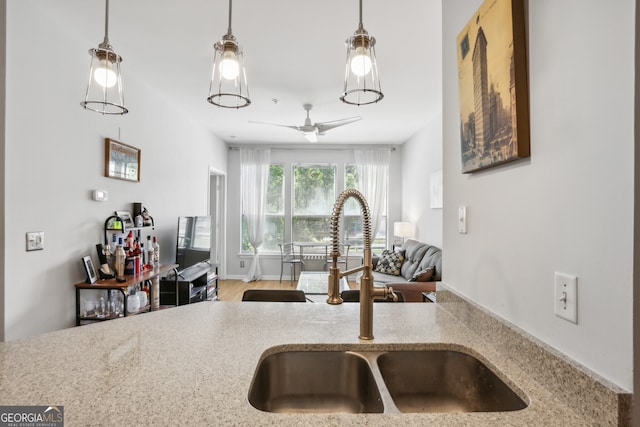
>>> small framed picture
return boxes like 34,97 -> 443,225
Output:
115,210 -> 134,228
82,256 -> 98,284
105,138 -> 141,182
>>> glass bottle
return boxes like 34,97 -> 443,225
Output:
152,236 -> 160,267
115,238 -> 126,277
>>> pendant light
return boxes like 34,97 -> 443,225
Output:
207,0 -> 251,108
81,0 -> 128,115
340,0 -> 383,106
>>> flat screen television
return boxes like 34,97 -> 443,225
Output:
176,216 -> 212,272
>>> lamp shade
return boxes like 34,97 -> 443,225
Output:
80,0 -> 128,115
340,0 -> 383,105
340,29 -> 383,105
393,222 -> 413,238
207,34 -> 251,108
207,0 -> 251,109
81,45 -> 127,115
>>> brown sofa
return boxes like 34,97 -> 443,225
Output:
369,239 -> 442,302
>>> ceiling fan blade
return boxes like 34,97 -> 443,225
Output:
248,120 -> 301,131
315,116 -> 362,133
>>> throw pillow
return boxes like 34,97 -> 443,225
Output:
373,249 -> 404,276
409,266 -> 435,282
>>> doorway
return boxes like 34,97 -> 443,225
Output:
209,169 -> 226,279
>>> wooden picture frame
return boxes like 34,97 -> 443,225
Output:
456,0 -> 530,173
105,138 -> 140,182
82,255 -> 98,284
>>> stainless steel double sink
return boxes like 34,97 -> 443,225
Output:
248,346 -> 529,414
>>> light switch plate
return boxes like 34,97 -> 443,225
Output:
458,206 -> 467,234
554,272 -> 577,323
26,231 -> 44,251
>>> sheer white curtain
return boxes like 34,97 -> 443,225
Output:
354,149 -> 389,240
240,148 -> 271,282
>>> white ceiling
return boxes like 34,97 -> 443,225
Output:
46,0 -> 442,145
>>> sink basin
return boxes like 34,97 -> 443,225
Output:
377,350 -> 528,413
248,347 -> 528,414
248,351 -> 383,413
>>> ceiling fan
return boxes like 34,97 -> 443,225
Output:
250,104 -> 361,143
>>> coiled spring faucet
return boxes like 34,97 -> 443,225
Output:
327,189 -> 397,340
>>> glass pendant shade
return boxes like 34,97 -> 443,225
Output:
207,0 -> 251,109
340,0 -> 383,106
81,44 -> 128,114
207,35 -> 251,108
81,0 -> 128,115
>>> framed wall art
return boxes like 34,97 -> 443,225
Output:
105,138 -> 140,182
456,0 -> 530,173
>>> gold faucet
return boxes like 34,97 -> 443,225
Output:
327,189 -> 397,340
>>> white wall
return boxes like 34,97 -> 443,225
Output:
3,2 -> 227,341
401,113 -> 443,248
226,147 -> 403,279
442,0 -> 634,390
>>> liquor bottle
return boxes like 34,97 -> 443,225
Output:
111,234 -> 118,254
146,236 -> 153,267
151,277 -> 160,309
115,238 -> 126,278
152,236 -> 160,267
103,243 -> 113,273
126,231 -> 134,251
140,243 -> 146,266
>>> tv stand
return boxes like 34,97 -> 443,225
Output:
160,262 -> 218,306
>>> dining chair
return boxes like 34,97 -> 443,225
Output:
278,243 -> 304,283
340,289 -> 405,302
324,244 -> 351,271
242,289 -> 307,302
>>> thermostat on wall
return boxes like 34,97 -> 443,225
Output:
92,190 -> 109,201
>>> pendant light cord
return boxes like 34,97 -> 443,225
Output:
358,0 -> 364,30
103,0 -> 110,45
227,0 -> 233,35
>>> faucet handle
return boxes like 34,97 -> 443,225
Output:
386,286 -> 399,302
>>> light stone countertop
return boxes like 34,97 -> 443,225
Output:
0,301 -> 596,426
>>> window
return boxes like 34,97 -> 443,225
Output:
344,165 -> 387,252
292,164 -> 336,242
239,161 -> 387,253
242,164 -> 284,251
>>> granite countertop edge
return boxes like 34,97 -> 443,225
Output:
0,295 -> 622,426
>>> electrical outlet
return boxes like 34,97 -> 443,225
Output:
240,261 -> 245,268
554,272 -> 578,323
26,231 -> 44,251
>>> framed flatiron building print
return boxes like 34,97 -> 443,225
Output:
456,0 -> 530,173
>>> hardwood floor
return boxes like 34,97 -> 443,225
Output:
217,278 -> 358,301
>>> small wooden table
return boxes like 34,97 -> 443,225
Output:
74,264 -> 178,325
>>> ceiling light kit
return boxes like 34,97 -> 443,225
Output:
81,0 -> 128,115
207,0 -> 251,109
340,0 -> 383,105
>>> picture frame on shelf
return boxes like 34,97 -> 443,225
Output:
105,138 -> 141,182
115,210 -> 134,228
82,255 -> 98,284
